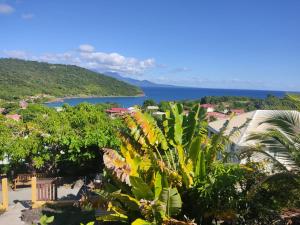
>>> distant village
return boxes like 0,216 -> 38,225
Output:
105,103 -> 246,121
0,98 -> 246,123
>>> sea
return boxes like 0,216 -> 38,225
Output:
46,87 -> 288,108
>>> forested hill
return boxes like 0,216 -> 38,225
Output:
0,58 -> 143,100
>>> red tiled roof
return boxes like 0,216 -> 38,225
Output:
106,108 -> 129,113
200,104 -> 215,108
6,114 -> 22,121
231,109 -> 245,114
207,112 -> 228,119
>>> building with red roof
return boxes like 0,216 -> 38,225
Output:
106,108 -> 129,117
230,109 -> 245,115
6,114 -> 22,121
200,104 -> 215,112
19,100 -> 28,109
207,112 -> 228,121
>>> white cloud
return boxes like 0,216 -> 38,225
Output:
78,44 -> 95,52
78,48 -> 155,74
170,67 -> 190,73
21,13 -> 34,19
0,3 -> 14,14
2,50 -> 28,58
1,45 -> 156,75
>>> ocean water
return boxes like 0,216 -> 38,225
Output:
46,87 -> 288,108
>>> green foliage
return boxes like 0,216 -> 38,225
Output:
181,94 -> 298,112
183,163 -> 246,224
0,58 -> 142,100
96,103 -> 234,224
159,187 -> 182,216
247,97 -> 300,169
35,215 -> 54,225
96,102 -> 300,225
158,101 -> 170,112
80,222 -> 94,225
142,99 -> 157,109
0,103 -> 123,174
130,176 -> 154,200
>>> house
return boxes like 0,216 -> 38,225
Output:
152,111 -> 166,116
55,107 -> 63,112
147,105 -> 159,110
200,104 -> 215,112
127,107 -> 137,113
6,114 -> 22,121
19,100 -> 28,109
208,110 -> 299,170
106,108 -> 129,117
0,108 -> 5,114
207,112 -> 229,121
230,109 -> 245,115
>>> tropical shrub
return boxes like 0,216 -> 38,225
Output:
0,103 -> 122,175
93,102 -> 300,225
93,103 -> 243,224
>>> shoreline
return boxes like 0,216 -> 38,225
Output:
45,93 -> 145,103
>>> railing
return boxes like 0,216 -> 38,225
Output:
36,178 -> 57,201
32,177 -> 57,207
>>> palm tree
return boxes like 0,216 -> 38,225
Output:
246,110 -> 300,171
241,96 -> 300,221
244,95 -> 300,172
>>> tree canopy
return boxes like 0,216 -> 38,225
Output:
0,103 -> 123,175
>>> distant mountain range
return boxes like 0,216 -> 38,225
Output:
104,72 -> 175,88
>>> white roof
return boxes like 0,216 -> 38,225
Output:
147,106 -> 159,110
209,110 -> 300,171
209,110 -> 300,147
153,111 -> 166,115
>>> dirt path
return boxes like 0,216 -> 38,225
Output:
0,202 -> 26,225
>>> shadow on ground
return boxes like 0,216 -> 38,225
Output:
22,204 -> 95,225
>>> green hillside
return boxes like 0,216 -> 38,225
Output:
0,58 -> 143,100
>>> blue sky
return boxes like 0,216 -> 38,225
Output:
1,0 -> 300,91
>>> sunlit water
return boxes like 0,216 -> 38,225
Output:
46,87 -> 288,108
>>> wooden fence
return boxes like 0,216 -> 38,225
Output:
32,177 -> 57,208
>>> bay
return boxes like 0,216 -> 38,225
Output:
46,87 -> 288,108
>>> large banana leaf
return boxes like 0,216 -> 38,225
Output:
96,205 -> 128,222
183,104 -> 200,148
130,176 -> 154,200
154,172 -> 162,198
194,149 -> 206,180
169,104 -> 184,145
111,192 -> 141,211
188,136 -> 201,167
159,187 -> 182,216
131,218 -> 153,225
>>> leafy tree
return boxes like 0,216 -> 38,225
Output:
158,101 -> 170,112
142,99 -> 157,109
0,103 -> 123,175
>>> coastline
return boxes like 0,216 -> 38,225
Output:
45,93 -> 145,103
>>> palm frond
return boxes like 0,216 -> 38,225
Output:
247,110 -> 300,171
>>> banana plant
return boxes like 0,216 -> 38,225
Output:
96,103 -> 230,224
95,170 -> 183,224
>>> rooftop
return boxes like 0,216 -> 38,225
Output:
200,103 -> 215,108
208,110 -> 300,146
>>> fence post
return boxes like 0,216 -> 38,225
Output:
31,176 -> 37,204
2,178 -> 9,210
